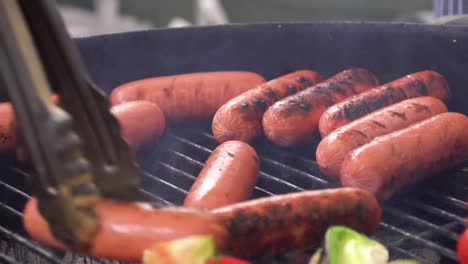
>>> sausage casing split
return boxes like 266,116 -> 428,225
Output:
183,140 -> 260,210
211,187 -> 381,258
340,112 -> 468,200
262,68 -> 379,147
212,70 -> 323,144
23,198 -> 229,262
316,96 -> 448,179
110,71 -> 266,122
318,70 -> 451,137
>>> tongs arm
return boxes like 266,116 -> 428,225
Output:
0,0 -> 142,250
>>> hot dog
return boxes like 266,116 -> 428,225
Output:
0,95 -> 59,153
212,70 -> 323,144
0,100 -> 165,153
212,187 -> 381,258
316,96 -> 448,179
262,68 -> 379,147
110,101 -> 165,150
0,101 -> 16,152
109,71 -> 267,122
183,141 -> 260,210
318,70 -> 451,137
23,197 -> 229,262
340,112 -> 468,200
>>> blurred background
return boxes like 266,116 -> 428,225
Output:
56,0 -> 462,37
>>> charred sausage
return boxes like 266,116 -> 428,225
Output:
211,187 -> 381,258
23,198 -> 228,262
262,68 -> 379,147
212,70 -> 323,144
318,70 -> 451,137
316,96 -> 448,179
340,112 -> 468,200
183,141 -> 260,210
109,71 -> 266,122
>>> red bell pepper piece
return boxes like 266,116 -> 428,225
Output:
458,228 -> 468,264
206,256 -> 251,264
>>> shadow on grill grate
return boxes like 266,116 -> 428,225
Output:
0,120 -> 466,264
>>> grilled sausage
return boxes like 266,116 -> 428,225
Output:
110,101 -> 165,150
262,68 -> 379,147
340,112 -> 468,200
316,96 -> 448,179
109,71 -> 266,122
211,187 -> 381,258
0,100 -> 165,153
183,141 -> 260,210
212,70 -> 323,143
0,101 -> 16,152
23,197 -> 229,262
318,70 -> 451,137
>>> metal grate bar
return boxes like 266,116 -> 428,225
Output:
0,253 -> 21,264
422,189 -> 468,210
141,171 -> 187,195
140,188 -> 174,206
0,226 -> 63,264
384,206 -> 460,241
372,240 -> 430,264
0,182 -> 29,200
380,222 -> 457,260
259,156 -> 331,186
257,171 -> 304,193
169,134 -> 213,154
0,203 -> 23,218
402,200 -> 466,224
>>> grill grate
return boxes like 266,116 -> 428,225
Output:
0,121 -> 467,264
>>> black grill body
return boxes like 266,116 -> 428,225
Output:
1,22 -> 468,264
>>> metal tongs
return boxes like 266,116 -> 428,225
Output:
0,0 -> 142,251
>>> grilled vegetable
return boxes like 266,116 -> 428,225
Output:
206,256 -> 251,264
142,235 -> 218,264
142,235 -> 251,264
310,226 -> 419,264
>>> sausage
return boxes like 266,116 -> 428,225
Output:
23,197 -> 229,262
340,112 -> 468,200
0,101 -> 16,152
316,96 -> 448,179
212,70 -> 324,143
0,100 -> 165,153
318,70 -> 451,137
211,187 -> 381,258
109,71 -> 266,122
262,68 -> 379,147
110,101 -> 165,150
183,141 -> 260,210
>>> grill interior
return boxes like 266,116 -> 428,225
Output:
1,21 -> 468,264
1,122 -> 467,264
